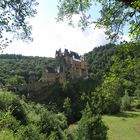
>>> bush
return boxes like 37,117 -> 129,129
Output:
121,93 -> 131,111
134,84 -> 140,109
12,99 -> 27,124
63,97 -> 72,123
0,89 -> 18,110
0,89 -> 71,140
40,111 -> 68,139
0,111 -> 20,132
136,104 -> 140,109
0,129 -> 16,140
102,93 -> 120,114
16,124 -> 45,140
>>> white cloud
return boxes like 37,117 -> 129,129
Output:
3,17 -> 108,57
2,2 -> 129,57
119,35 -> 131,42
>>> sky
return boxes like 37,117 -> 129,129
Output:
2,0 -> 130,58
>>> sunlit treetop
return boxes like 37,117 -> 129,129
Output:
0,0 -> 38,50
57,0 -> 140,42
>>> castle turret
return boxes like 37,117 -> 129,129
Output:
41,49 -> 88,84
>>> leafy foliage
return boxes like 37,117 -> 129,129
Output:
0,42 -> 140,139
0,88 -> 70,139
95,42 -> 140,114
76,92 -> 108,140
45,78 -> 98,123
57,0 -> 140,41
86,43 -> 117,83
0,54 -> 55,84
5,75 -> 26,86
121,93 -> 132,111
0,0 -> 38,49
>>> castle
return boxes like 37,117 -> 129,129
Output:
41,49 -> 88,84
6,49 -> 88,100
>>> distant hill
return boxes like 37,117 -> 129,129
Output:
0,54 -> 55,85
0,44 -> 117,85
85,43 -> 117,83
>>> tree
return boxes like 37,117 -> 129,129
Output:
5,75 -> 26,86
0,0 -> 38,50
86,43 -> 117,83
121,91 -> 131,111
57,0 -> 140,41
97,75 -> 122,114
63,97 -> 72,123
40,111 -> 68,139
76,92 -> 108,140
135,84 -> 140,108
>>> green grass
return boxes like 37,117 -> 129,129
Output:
68,109 -> 140,140
103,109 -> 140,140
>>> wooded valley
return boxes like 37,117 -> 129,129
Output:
0,42 -> 140,139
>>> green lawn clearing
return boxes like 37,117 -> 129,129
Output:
103,109 -> 140,140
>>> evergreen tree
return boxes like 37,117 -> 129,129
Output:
76,92 -> 108,140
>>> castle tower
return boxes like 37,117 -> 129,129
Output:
41,49 -> 88,84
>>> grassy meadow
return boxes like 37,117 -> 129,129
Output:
103,109 -> 140,140
68,109 -> 140,140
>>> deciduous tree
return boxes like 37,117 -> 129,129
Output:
57,0 -> 140,41
0,0 -> 38,50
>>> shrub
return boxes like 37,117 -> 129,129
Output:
63,97 -> 72,123
16,124 -> 45,140
40,111 -> 68,139
0,111 -> 20,132
0,89 -> 17,110
102,93 -> 121,114
0,129 -> 16,140
12,99 -> 27,124
136,104 -> 140,109
121,93 -> 131,111
135,84 -> 140,108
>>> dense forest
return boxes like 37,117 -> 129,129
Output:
0,54 -> 55,85
0,42 -> 140,139
0,0 -> 139,139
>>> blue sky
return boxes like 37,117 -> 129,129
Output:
41,0 -> 58,18
3,0 -> 129,57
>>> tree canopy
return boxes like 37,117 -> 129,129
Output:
57,0 -> 140,42
0,0 -> 38,50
